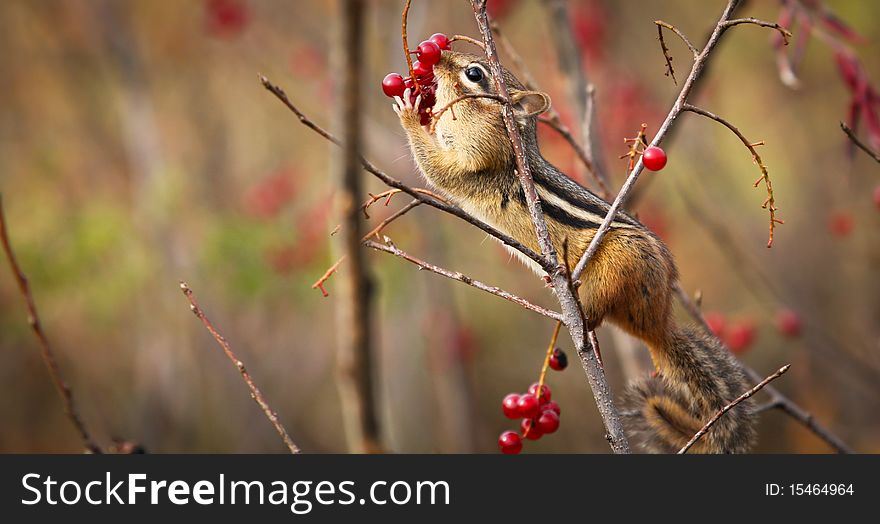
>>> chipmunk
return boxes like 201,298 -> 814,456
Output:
392,51 -> 756,453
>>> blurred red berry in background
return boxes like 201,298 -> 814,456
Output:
775,308 -> 802,338
244,169 -> 296,220
829,212 -> 854,237
205,0 -> 250,39
725,320 -> 756,354
704,311 -> 726,338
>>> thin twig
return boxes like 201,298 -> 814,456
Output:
448,34 -> 485,49
430,93 -> 506,133
840,121 -> 880,163
401,0 -> 419,95
312,257 -> 345,297
260,74 -> 548,270
682,104 -> 783,248
179,281 -> 300,454
364,239 -> 563,322
678,365 -> 791,454
655,20 -> 699,57
657,23 -> 678,84
471,0 -> 631,454
0,195 -> 102,454
722,17 -> 792,44
363,199 -> 421,241
674,285 -> 854,454
572,0 -> 746,283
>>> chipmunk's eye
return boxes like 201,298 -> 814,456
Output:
465,66 -> 484,83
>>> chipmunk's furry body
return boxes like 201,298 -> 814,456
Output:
393,51 -> 755,453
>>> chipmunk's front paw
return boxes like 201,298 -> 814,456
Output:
392,88 -> 423,130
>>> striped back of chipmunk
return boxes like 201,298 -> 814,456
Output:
527,157 -> 641,232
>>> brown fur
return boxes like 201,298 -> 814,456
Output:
394,51 -> 755,453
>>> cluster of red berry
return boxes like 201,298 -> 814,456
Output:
382,33 -> 451,126
497,346 -> 568,454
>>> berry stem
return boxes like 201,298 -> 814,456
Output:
400,0 -> 421,95
537,321 -> 563,401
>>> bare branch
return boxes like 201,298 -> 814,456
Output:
682,103 -> 783,248
840,121 -> 880,163
471,0 -> 631,454
679,365 -> 791,454
448,34 -> 485,49
364,239 -> 563,322
655,20 -> 699,58
179,281 -> 300,454
260,74 -> 548,270
0,195 -> 102,454
572,0 -> 746,283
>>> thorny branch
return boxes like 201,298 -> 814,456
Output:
179,281 -> 300,454
364,239 -> 563,322
471,0 -> 631,454
657,23 -> 678,85
682,104 -> 784,248
678,364 -> 791,454
0,195 -> 102,454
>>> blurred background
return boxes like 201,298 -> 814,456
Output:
1,0 -> 878,453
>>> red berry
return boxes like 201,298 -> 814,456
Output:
829,212 -> 853,237
418,110 -> 432,126
527,383 -> 551,403
544,401 -> 561,416
549,348 -> 568,371
498,431 -> 522,454
417,40 -> 442,66
382,73 -> 405,98
520,418 -> 543,440
705,311 -> 726,338
642,146 -> 667,171
775,308 -> 801,338
502,393 -> 521,419
726,320 -> 756,354
429,33 -> 451,50
874,186 -> 880,210
536,410 -> 560,434
412,60 -> 433,78
516,393 -> 540,419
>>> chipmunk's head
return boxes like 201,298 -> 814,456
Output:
430,51 -> 551,156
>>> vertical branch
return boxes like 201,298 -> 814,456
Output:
0,195 -> 102,453
544,0 -> 609,185
471,0 -> 631,454
334,0 -> 382,453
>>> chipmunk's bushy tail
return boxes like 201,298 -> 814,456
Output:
622,325 -> 756,453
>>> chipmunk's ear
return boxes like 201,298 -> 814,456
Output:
511,90 -> 551,118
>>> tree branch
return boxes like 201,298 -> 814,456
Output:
678,364 -> 790,454
364,239 -> 563,322
840,121 -> 880,163
471,0 -> 631,454
0,195 -> 102,454
260,75 -> 548,270
179,281 -> 300,454
682,103 -> 783,248
572,0 -> 745,283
